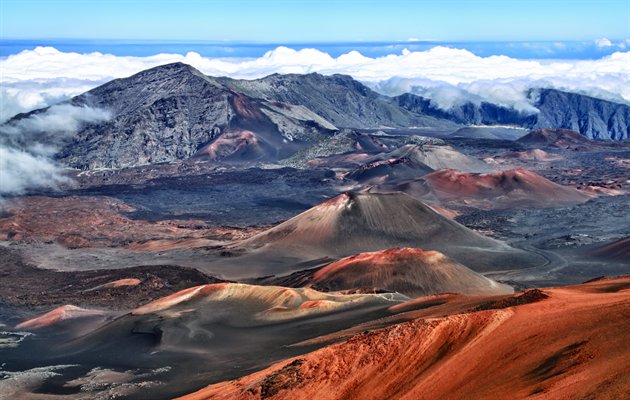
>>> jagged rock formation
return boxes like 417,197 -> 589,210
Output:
4,65 -> 458,170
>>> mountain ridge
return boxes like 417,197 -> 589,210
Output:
4,62 -> 629,170
396,88 -> 630,140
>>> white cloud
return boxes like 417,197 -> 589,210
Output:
0,147 -> 69,196
0,104 -> 111,195
1,46 -> 628,120
1,78 -> 107,123
1,104 -> 111,137
595,38 -> 613,48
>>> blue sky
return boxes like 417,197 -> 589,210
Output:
2,0 -> 629,42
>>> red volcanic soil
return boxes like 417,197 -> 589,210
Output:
309,248 -> 512,297
0,196 -> 260,249
194,130 -> 260,160
421,168 -> 592,209
179,276 -> 630,400
85,278 -> 142,291
16,305 -> 108,330
428,205 -> 459,219
131,282 -> 405,325
590,237 -> 630,262
231,93 -> 267,121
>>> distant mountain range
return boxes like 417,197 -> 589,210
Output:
5,62 -> 629,169
396,89 -> 630,141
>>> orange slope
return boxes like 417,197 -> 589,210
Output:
310,248 -> 513,297
179,276 -> 630,400
422,168 -> 591,208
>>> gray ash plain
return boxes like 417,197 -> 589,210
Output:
67,165 -> 340,226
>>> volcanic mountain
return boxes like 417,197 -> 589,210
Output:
18,63 -> 338,169
181,276 -> 630,400
6,64 -> 629,171
420,168 -> 592,209
282,129 -> 389,168
345,144 -> 491,184
16,305 -> 110,331
228,192 -> 543,276
589,237 -> 630,262
517,128 -> 594,149
345,157 -> 434,184
306,248 -> 513,297
376,144 -> 492,173
5,64 -> 460,169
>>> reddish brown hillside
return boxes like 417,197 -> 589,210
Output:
180,276 -> 630,400
309,248 -> 513,297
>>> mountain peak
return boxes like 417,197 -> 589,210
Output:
122,61 -> 213,83
146,61 -> 203,75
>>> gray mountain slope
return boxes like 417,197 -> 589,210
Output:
532,89 -> 630,140
61,63 -> 340,168
4,63 -> 629,171
218,73 -> 459,130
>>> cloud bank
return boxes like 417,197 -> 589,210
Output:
1,45 -> 629,122
0,105 -> 111,196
